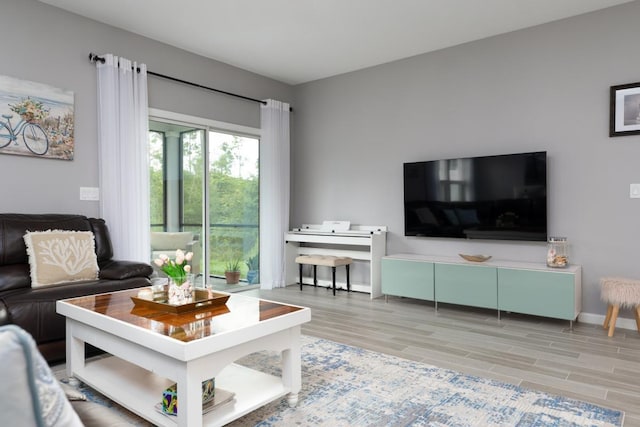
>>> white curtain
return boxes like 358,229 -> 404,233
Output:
96,54 -> 150,262
259,99 -> 290,289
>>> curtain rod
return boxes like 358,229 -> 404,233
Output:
89,53 -> 268,106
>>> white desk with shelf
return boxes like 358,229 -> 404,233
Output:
284,224 -> 387,298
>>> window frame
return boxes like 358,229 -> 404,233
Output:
149,108 -> 261,283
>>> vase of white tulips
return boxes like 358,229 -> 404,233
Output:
154,249 -> 194,305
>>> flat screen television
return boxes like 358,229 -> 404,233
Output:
404,151 -> 547,241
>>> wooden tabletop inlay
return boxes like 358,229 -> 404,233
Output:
62,288 -> 303,342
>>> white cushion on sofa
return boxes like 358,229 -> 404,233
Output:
24,230 -> 99,287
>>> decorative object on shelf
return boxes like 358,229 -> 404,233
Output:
459,254 -> 492,262
610,81 -> 640,137
546,236 -> 568,268
153,249 -> 194,303
156,387 -> 235,417
162,377 -> 216,415
224,258 -> 241,284
245,254 -> 259,284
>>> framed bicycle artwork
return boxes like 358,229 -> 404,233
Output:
0,74 -> 74,160
610,81 -> 640,137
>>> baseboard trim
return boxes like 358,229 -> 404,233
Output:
578,311 -> 637,331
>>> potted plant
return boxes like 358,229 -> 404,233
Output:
245,255 -> 259,284
153,249 -> 194,304
224,258 -> 241,284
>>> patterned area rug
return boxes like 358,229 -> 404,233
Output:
56,336 -> 624,426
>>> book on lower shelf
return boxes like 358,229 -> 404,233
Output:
155,388 -> 235,417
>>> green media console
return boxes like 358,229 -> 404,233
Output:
381,254 -> 582,324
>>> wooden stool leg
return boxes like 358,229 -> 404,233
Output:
313,266 -> 317,286
346,264 -> 350,292
299,263 -> 303,290
603,305 -> 613,329
608,305 -> 620,337
635,306 -> 640,333
332,267 -> 336,296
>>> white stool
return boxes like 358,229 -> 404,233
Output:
600,277 -> 640,337
295,255 -> 352,296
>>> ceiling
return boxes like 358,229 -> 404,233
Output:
40,0 -> 633,85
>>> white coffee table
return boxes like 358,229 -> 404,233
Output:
56,288 -> 311,427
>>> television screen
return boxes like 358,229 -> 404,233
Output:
404,151 -> 547,241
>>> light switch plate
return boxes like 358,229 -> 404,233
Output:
80,187 -> 100,201
630,184 -> 640,199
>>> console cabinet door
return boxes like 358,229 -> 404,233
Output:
381,258 -> 434,300
498,268 -> 576,320
435,264 -> 497,309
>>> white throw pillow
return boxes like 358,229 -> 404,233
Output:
24,230 -> 99,287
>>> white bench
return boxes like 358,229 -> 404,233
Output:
295,255 -> 353,296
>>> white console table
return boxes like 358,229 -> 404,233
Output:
284,225 -> 387,298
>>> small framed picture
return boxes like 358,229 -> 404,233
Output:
610,82 -> 640,137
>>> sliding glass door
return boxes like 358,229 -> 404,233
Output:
149,129 -> 165,231
149,120 -> 206,281
148,116 -> 259,286
208,131 -> 259,282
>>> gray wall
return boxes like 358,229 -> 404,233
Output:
0,0 -> 292,215
291,1 -> 640,316
3,0 -> 639,317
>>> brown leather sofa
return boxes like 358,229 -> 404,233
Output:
0,213 -> 153,362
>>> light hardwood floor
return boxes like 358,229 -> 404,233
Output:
244,285 -> 640,426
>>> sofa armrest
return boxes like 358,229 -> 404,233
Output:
99,260 -> 153,280
0,264 -> 31,293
